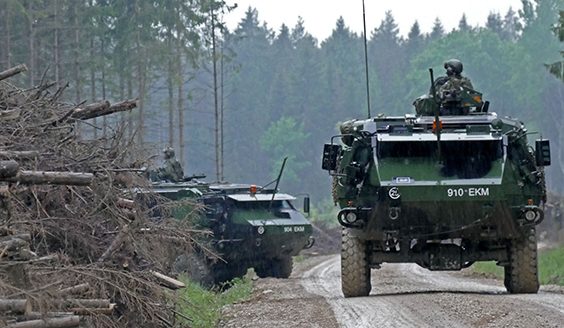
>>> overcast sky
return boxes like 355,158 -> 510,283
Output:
223,0 -> 524,41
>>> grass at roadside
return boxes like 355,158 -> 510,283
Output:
471,261 -> 504,279
176,275 -> 253,328
472,244 -> 564,286
538,246 -> 564,285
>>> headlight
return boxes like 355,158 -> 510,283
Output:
524,210 -> 536,221
345,212 -> 357,223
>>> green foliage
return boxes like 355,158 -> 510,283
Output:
539,246 -> 564,285
177,275 -> 253,328
309,198 -> 341,227
259,116 -> 311,189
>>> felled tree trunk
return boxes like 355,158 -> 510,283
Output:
6,315 -> 80,327
2,171 -> 93,186
0,64 -> 27,82
0,299 -> 31,315
69,98 -> 139,121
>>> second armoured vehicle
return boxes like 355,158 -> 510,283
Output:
322,68 -> 550,297
151,177 -> 314,285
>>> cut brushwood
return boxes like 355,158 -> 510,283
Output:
55,284 -> 90,296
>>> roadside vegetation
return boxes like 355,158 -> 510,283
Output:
177,275 -> 254,328
472,245 -> 564,286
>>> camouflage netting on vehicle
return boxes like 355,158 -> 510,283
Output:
0,65 -> 207,327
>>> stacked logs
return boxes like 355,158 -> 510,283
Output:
0,64 -> 201,327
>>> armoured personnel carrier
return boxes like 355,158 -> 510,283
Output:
322,70 -> 550,297
150,177 -> 314,285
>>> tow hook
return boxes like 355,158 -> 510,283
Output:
303,236 -> 315,249
389,207 -> 401,220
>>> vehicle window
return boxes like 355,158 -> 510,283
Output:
232,200 -> 295,211
377,139 -> 503,179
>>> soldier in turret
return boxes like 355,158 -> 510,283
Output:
157,147 -> 184,182
434,59 -> 475,115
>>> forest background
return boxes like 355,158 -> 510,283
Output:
2,0 -> 564,216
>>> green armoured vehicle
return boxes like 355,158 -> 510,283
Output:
151,177 -> 314,285
321,70 -> 550,297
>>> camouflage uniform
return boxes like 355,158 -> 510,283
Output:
435,59 -> 475,115
157,148 -> 184,182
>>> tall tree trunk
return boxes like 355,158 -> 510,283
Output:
28,1 -> 34,88
90,38 -> 97,138
73,4 -> 82,137
220,39 -> 225,181
54,0 -> 60,84
177,24 -> 185,167
74,4 -> 81,104
127,76 -> 133,139
89,0 -> 97,138
135,2 -> 145,145
127,75 -> 133,138
101,39 -> 107,136
211,8 -> 220,181
167,35 -> 174,147
4,3 -> 11,69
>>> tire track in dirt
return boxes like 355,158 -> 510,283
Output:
299,254 -> 564,328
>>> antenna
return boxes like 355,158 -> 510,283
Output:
268,157 -> 288,212
362,0 -> 371,118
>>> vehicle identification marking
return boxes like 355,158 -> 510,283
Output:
389,187 -> 401,200
257,226 -> 265,234
393,177 -> 413,184
284,226 -> 305,232
447,187 -> 490,197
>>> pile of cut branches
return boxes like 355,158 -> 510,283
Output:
0,64 -> 205,327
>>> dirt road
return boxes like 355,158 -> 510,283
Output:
218,254 -> 564,328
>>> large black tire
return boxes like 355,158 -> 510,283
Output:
255,257 -> 293,279
172,252 -> 213,287
341,227 -> 371,297
504,228 -> 540,294
213,263 -> 249,284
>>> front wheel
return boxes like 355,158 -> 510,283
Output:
504,228 -> 539,293
341,227 -> 371,297
172,252 -> 212,287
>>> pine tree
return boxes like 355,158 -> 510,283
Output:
405,21 -> 424,60
428,17 -> 445,42
503,7 -> 520,42
458,14 -> 471,32
486,12 -> 504,38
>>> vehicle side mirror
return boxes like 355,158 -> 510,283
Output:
322,144 -> 342,171
535,139 -> 551,167
304,196 -> 310,215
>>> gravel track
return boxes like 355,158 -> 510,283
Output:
218,254 -> 564,327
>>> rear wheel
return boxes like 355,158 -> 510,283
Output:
341,227 -> 371,297
213,263 -> 249,284
255,257 -> 293,278
504,228 -> 539,294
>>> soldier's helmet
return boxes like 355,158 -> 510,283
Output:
163,147 -> 175,158
444,59 -> 463,76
